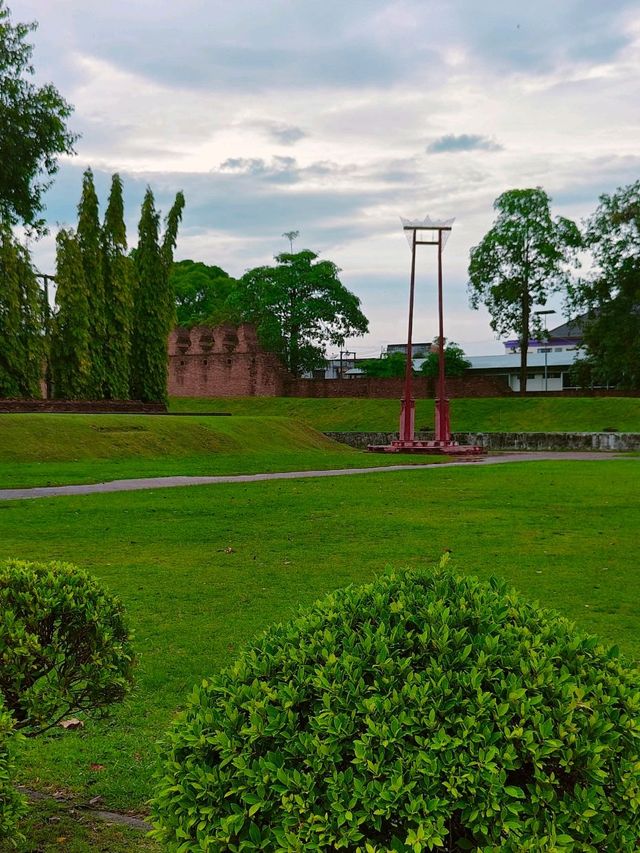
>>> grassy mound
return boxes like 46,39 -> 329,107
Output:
0,414 -> 337,463
169,396 -> 640,433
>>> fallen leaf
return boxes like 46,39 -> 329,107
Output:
89,763 -> 105,772
59,718 -> 84,730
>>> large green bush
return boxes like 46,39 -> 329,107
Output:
152,565 -> 640,852
0,559 -> 135,841
0,701 -> 26,843
0,559 -> 135,734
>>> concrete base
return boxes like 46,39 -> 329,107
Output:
368,439 -> 483,456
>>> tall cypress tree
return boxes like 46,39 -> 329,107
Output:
0,225 -> 23,396
15,237 -> 44,396
76,168 -> 105,398
0,225 -> 43,397
102,174 -> 133,399
130,188 -> 184,403
50,229 -> 91,399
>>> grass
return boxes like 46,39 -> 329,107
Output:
0,414 -> 445,488
9,796 -> 155,853
1,452 -> 638,850
169,395 -> 640,433
0,459 -> 637,824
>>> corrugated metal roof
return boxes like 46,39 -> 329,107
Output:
413,350 -> 579,371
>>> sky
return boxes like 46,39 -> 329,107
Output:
12,0 -> 640,357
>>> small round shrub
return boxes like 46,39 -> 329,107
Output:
0,701 -> 26,842
0,559 -> 135,735
152,565 -> 640,852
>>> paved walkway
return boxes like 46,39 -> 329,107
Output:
0,452 -> 632,502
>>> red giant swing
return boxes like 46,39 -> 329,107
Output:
368,216 -> 483,457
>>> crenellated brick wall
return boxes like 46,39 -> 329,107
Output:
167,328 -> 513,399
168,324 -> 288,397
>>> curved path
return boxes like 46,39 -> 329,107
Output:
0,452 -> 633,502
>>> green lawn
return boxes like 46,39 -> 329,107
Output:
0,458 -> 637,839
169,395 -> 640,433
0,413 -> 445,488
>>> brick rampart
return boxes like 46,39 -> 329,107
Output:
283,375 -> 511,399
168,324 -> 288,397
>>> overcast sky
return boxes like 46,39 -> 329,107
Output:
13,0 -> 640,356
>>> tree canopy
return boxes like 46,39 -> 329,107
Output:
419,340 -> 471,378
102,174 -> 134,399
468,188 -> 581,393
229,249 -> 369,376
130,189 -> 185,403
0,224 -> 43,397
359,352 -> 408,378
170,260 -> 237,327
0,1 -> 76,232
569,180 -> 640,389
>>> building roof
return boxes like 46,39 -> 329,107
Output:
548,312 -> 591,338
504,312 -> 592,349
413,350 -> 579,372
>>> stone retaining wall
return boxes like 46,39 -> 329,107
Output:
324,431 -> 640,452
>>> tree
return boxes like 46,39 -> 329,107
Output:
359,352 -> 408,378
130,188 -> 185,403
0,1 -> 77,233
102,174 -> 134,398
50,229 -> 91,399
76,168 -> 106,398
170,260 -> 236,327
230,249 -> 369,376
282,230 -> 299,252
0,225 -> 43,397
419,339 -> 471,378
468,188 -> 581,394
569,181 -> 640,389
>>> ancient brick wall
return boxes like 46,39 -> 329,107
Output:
168,323 -> 288,397
283,375 -> 512,399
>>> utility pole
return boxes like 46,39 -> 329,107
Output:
534,309 -> 556,393
35,272 -> 56,399
339,350 -> 355,378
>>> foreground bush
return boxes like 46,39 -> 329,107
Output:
152,564 -> 640,852
0,559 -> 135,734
0,559 -> 135,841
0,702 -> 26,843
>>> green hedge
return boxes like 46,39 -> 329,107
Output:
0,701 -> 26,843
0,559 -> 135,842
0,559 -> 135,736
152,564 -> 640,852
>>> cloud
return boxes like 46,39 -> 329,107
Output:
427,134 -> 503,154
259,122 -> 307,145
18,0 -> 640,358
217,156 -> 299,184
